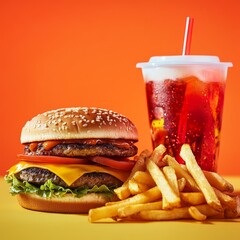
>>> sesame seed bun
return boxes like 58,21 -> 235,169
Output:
16,192 -> 118,213
21,107 -> 138,144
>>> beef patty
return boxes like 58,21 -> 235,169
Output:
24,142 -> 138,158
15,167 -> 122,189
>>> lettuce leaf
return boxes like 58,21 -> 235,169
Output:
5,174 -> 114,199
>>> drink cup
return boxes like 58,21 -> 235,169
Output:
137,55 -> 232,171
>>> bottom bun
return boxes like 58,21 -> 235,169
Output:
16,193 -> 118,213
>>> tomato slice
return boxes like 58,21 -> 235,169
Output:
90,156 -> 136,171
17,154 -> 136,170
17,154 -> 91,164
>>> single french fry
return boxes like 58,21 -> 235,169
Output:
180,144 -> 222,211
132,171 -> 156,187
161,196 -> 169,210
163,155 -> 199,191
114,149 -> 151,200
163,166 -> 179,197
180,192 -> 206,205
188,206 -> 207,221
213,187 -> 236,209
114,185 -> 131,201
136,207 -> 191,221
234,195 -> 240,217
127,149 -> 152,180
150,144 -> 166,166
203,170 -> 234,192
177,177 -> 187,191
128,179 -> 150,195
118,201 -> 162,218
146,158 -> 181,209
224,195 -> 240,218
89,186 -> 161,222
194,204 -> 223,218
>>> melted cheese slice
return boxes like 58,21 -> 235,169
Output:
8,161 -> 130,186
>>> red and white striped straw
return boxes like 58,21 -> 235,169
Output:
182,17 -> 194,55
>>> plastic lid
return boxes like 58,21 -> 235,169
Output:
136,55 -> 233,68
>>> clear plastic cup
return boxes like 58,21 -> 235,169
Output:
137,55 -> 232,171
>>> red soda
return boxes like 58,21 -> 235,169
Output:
145,76 -> 225,171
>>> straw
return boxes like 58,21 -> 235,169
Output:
182,17 -> 194,55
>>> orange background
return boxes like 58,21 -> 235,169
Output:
1,0 -> 240,176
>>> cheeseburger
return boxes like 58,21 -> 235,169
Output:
5,107 -> 138,213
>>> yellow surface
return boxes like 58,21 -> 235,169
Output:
1,177 -> 239,240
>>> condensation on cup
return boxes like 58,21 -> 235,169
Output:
137,56 -> 232,171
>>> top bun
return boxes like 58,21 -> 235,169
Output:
21,107 -> 138,144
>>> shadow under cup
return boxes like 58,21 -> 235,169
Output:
137,56 -> 232,171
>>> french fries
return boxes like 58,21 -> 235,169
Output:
114,149 -> 151,200
132,171 -> 155,187
88,186 -> 161,222
146,158 -> 181,209
88,144 -> 239,222
163,155 -> 199,191
128,179 -> 150,195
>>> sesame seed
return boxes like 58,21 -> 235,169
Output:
65,108 -> 72,113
